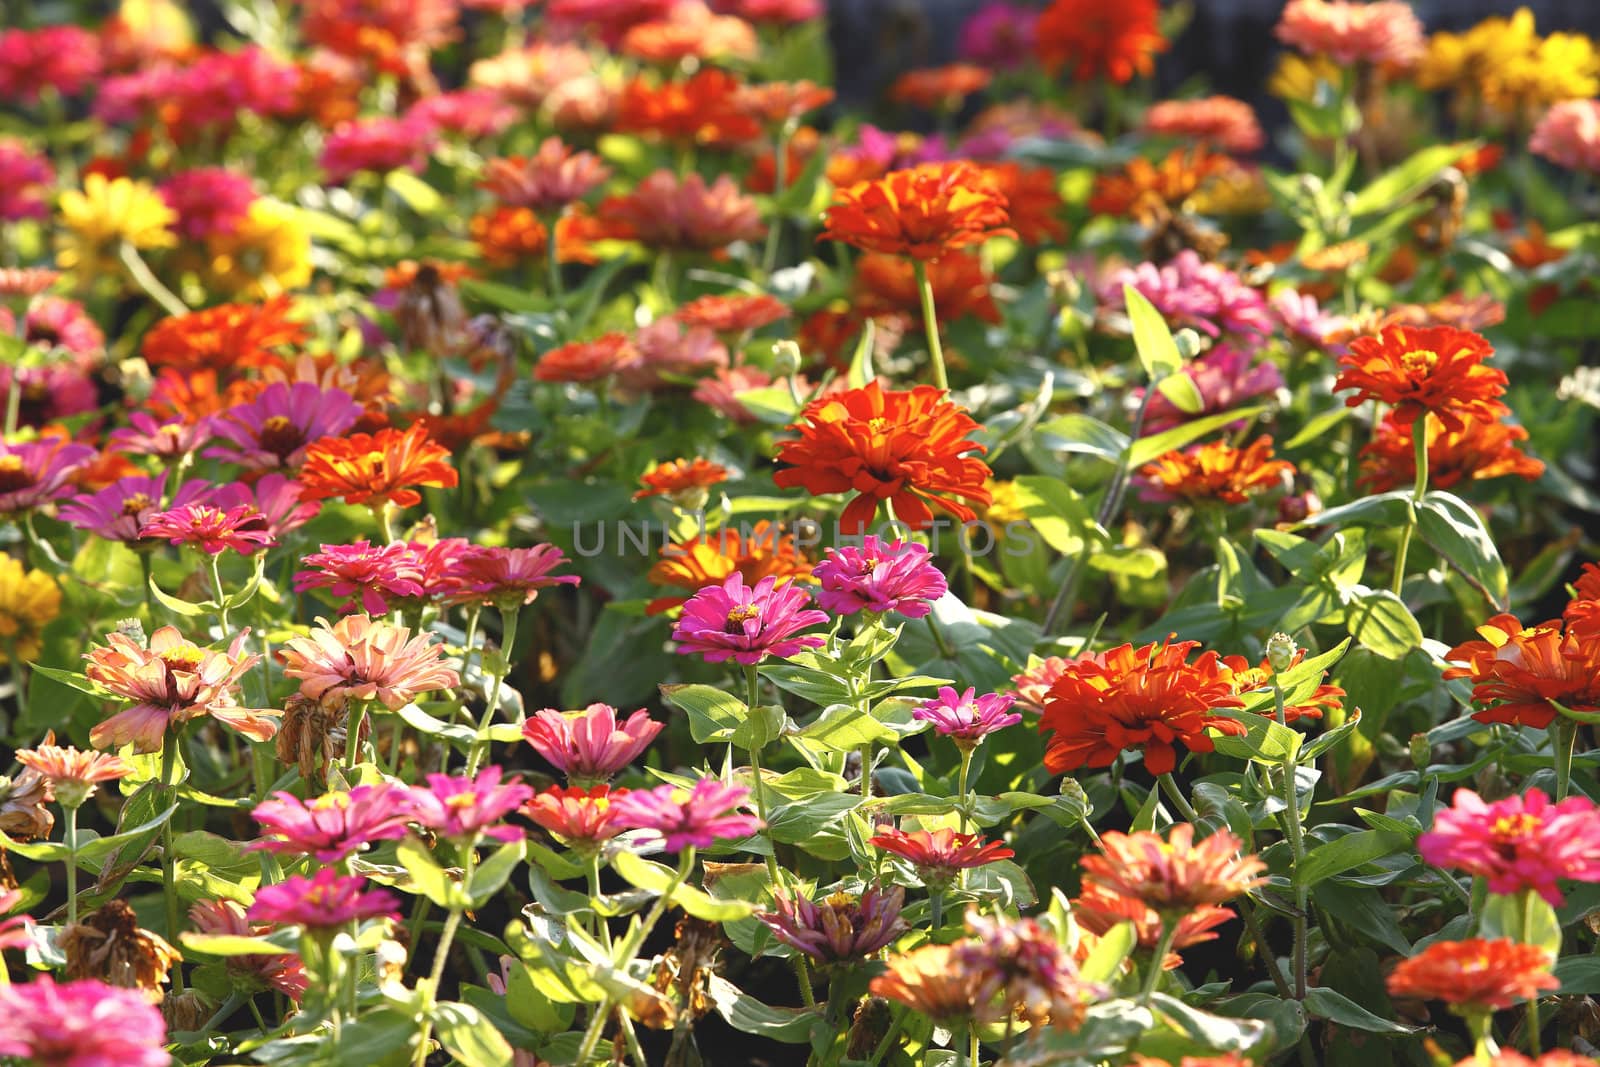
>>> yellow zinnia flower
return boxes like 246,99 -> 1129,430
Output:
56,174 -> 177,277
1268,53 -> 1342,105
200,199 -> 313,299
0,554 -> 61,664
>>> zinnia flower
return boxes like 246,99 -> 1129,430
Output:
889,64 -> 992,110
1103,251 -> 1273,343
615,68 -> 761,148
1142,96 -> 1264,154
1081,824 -> 1266,912
1073,880 -> 1235,968
197,199 -> 314,298
914,687 -> 1022,748
448,544 -> 581,609
870,826 -> 1014,884
960,2 -> 1039,70
55,174 -> 176,275
481,138 -> 612,213
141,296 -> 305,373
1358,410 -> 1543,493
86,626 -> 278,753
674,294 -> 790,335
773,381 -> 992,533
188,899 -> 308,1001
409,766 -> 533,843
108,413 -> 214,463
821,162 -> 1014,262
534,333 -> 636,383
279,613 -> 460,712
0,439 -> 96,515
0,26 -> 103,101
57,472 -> 211,546
602,171 -> 764,252
212,474 -> 321,541
0,555 -> 60,665
1136,437 -> 1296,506
812,536 -> 948,619
523,784 -> 632,849
1442,614 -> 1600,729
634,458 -> 730,507
158,168 -> 256,241
319,116 -> 436,184
955,909 -> 1102,1027
671,572 -> 828,664
248,869 -> 401,931
1530,100 -> 1600,174
298,423 -> 460,510
647,522 -> 814,614
1335,325 -> 1509,434
760,884 -> 908,964
522,703 -> 664,782
207,382 -> 364,471
1038,639 -> 1247,775
609,778 -> 764,851
0,137 -> 53,222
1034,0 -> 1166,83
1135,345 -> 1283,434
294,541 -> 427,615
853,251 -> 1001,326
15,734 -> 131,809
1275,0 -> 1424,67
141,502 -> 275,555
1386,938 -> 1557,1012
0,976 -> 169,1067
1418,788 -> 1600,906
868,943 -> 982,1021
250,784 -> 419,862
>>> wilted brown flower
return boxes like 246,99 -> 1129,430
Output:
61,899 -> 183,1000
0,769 -> 54,840
275,693 -> 358,784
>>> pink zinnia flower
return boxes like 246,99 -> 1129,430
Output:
760,883 -> 907,964
913,686 -> 1022,747
406,537 -> 478,600
618,318 -> 731,393
671,572 -> 828,664
0,363 -> 98,431
158,168 -> 257,241
1142,96 -> 1264,155
712,0 -> 820,26
109,413 -> 215,463
1135,344 -> 1284,434
1103,251 -> 1273,343
523,785 -> 632,849
521,703 -> 664,782
1274,0 -> 1423,67
248,868 -> 400,930
1270,288 -> 1347,349
610,778 -> 764,851
0,26 -> 103,102
14,734 -> 131,809
603,171 -> 764,252
142,502 -> 276,555
320,116 -> 437,184
250,784 -> 419,862
295,541 -> 427,615
0,887 -> 32,952
0,976 -> 169,1067
407,90 -> 520,139
1009,655 -> 1073,715
812,536 -> 948,619
449,543 -> 581,609
58,473 -> 212,545
959,2 -> 1039,71
0,439 -> 96,515
690,365 -> 773,424
189,899 -> 308,1001
278,613 -> 461,712
409,766 -> 533,843
0,296 -> 106,364
1418,788 -> 1600,906
206,382 -> 363,472
481,138 -> 612,213
0,137 -> 53,222
213,474 -> 322,542
1530,100 -> 1600,176
86,626 -> 278,753
869,827 -> 1015,884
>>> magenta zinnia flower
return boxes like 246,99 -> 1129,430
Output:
672,573 -> 828,665
0,438 -> 96,515
449,543 -> 582,609
521,703 -> 664,782
523,785 -> 632,850
410,766 -> 533,843
58,473 -> 212,545
407,89 -> 520,139
278,614 -> 461,712
609,778 -> 764,851
1418,788 -> 1600,906
0,976 -> 169,1067
0,887 -> 33,952
206,382 -> 362,472
320,116 -> 437,184
189,899 -> 308,1001
108,412 -> 215,463
1103,251 -> 1273,345
812,536 -> 948,619
213,474 -> 323,541
0,137 -> 53,222
250,784 -> 419,862
1135,344 -> 1284,434
0,26 -> 103,102
760,883 -> 908,964
913,686 -> 1021,748
295,541 -> 427,615
158,167 -> 257,240
248,868 -> 400,930
142,502 -> 276,555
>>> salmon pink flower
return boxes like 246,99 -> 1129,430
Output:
812,536 -> 948,619
759,884 -> 908,964
674,294 -> 790,335
248,869 -> 401,931
1386,938 -> 1557,1012
1275,0 -> 1424,67
617,319 -> 729,393
1418,788 -> 1600,905
410,766 -> 533,843
142,502 -> 275,555
1081,824 -> 1266,912
602,171 -> 765,252
610,778 -> 763,851
1530,100 -> 1600,175
250,784 -> 419,862
279,614 -> 460,712
189,899 -> 308,1001
1010,655 -> 1072,715
534,333 -> 636,383
450,544 -> 581,609
0,976 -> 169,1067
821,162 -> 1014,262
481,139 -> 612,213
1334,325 -> 1509,434
1443,614 -> 1600,729
0,439 -> 96,515
870,827 -> 1014,885
320,116 -> 436,184
1073,880 -> 1235,969
522,703 -> 664,782
671,572 -> 828,665
207,382 -> 363,472
523,785 -> 632,850
294,541 -> 427,615
914,687 -> 1021,748
86,626 -> 278,753
0,887 -> 32,952
1142,96 -> 1264,154
407,90 -> 519,139
14,734 -> 131,809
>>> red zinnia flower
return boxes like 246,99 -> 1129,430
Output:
1443,614 -> 1600,729
535,333 -> 636,384
634,457 -> 730,503
870,827 -> 1014,884
773,381 -> 992,533
297,423 -> 459,510
141,297 -> 305,375
822,161 -> 1014,262
1034,0 -> 1167,83
1386,938 -> 1557,1012
1357,411 -> 1543,493
1334,325 -> 1509,434
674,293 -> 790,335
854,251 -> 1001,326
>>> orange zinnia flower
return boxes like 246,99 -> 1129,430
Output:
821,161 -> 1014,262
601,171 -> 765,253
1035,0 -> 1167,83
1038,638 -> 1247,775
1565,565 -> 1600,638
980,162 -> 1066,245
1386,938 -> 1557,1012
647,521 -> 813,614
1087,147 -> 1232,221
1218,651 -> 1344,723
732,82 -> 834,128
772,381 -> 992,533
470,206 -> 602,269
853,251 -> 1001,325
1443,614 -> 1600,729
534,333 -> 637,384
616,68 -> 762,149
1081,824 -> 1266,912
1072,880 -> 1235,969
634,457 -> 730,502
888,64 -> 992,110
1334,324 -> 1509,433
868,944 -> 983,1022
297,423 -> 458,510
1137,437 -> 1296,506
1358,411 -> 1543,493
141,296 -> 305,375
674,293 -> 790,334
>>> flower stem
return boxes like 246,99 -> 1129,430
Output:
1273,678 -> 1310,1000
967,1021 -> 981,1067
1390,416 -> 1430,596
1552,718 -> 1577,803
63,804 -> 80,927
210,554 -> 230,634
742,665 -> 784,890
344,700 -> 366,776
1524,890 -> 1543,1054
159,728 -> 185,991
1140,919 -> 1179,1004
761,128 -> 791,275
467,607 -> 518,774
956,747 -> 974,834
911,259 -> 949,392
118,240 -> 188,317
413,846 -> 476,1067
1157,772 -> 1199,822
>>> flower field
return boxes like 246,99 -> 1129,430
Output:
3,0 -> 1600,1064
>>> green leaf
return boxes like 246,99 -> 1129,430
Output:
1155,371 -> 1204,414
1304,987 -> 1418,1034
1286,406 -> 1353,449
1302,709 -> 1365,761
611,852 -> 755,921
24,662 -> 102,696
1127,406 -> 1269,468
397,836 -> 465,909
1211,716 -> 1303,765
707,975 -> 818,1043
1293,490 -> 1411,532
393,701 -> 476,747
431,1001 -> 515,1067
798,702 -> 898,751
467,840 -> 526,907
1079,921 -> 1136,984
1013,475 -> 1105,556
148,574 -> 211,617
1348,143 -> 1474,216
659,683 -> 747,745
385,171 -> 445,216
846,319 -> 875,389
1345,588 -> 1423,660
1479,891 -> 1561,956
1416,491 -> 1509,606
1556,955 -> 1600,994
181,932 -> 296,957
1035,413 -> 1130,463
1145,992 -> 1272,1055
1298,830 -> 1411,887
1123,284 -> 1183,380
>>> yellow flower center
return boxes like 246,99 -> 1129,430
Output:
310,792 -> 352,811
1400,349 -> 1439,374
867,416 -> 888,434
725,605 -> 761,628
122,493 -> 154,516
160,645 -> 207,672
1492,813 -> 1540,838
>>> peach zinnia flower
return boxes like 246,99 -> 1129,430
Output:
535,333 -> 636,384
1442,614 -> 1600,729
1358,410 -> 1543,493
822,161 -> 1014,262
1137,437 -> 1295,506
480,138 -> 612,214
674,293 -> 790,335
1034,0 -> 1167,83
1073,880 -> 1235,969
15,732 -> 131,808
1038,638 -> 1246,775
1386,938 -> 1557,1012
634,457 -> 730,504
1334,325 -> 1509,434
869,943 -> 983,1022
298,423 -> 459,510
602,171 -> 764,252
86,627 -> 278,753
1081,823 -> 1267,912
1142,96 -> 1264,155
773,381 -> 992,533
888,64 -> 992,110
1529,99 -> 1600,175
1275,0 -> 1424,67
279,613 -> 461,712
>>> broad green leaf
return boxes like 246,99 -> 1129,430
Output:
1345,588 -> 1423,660
1416,491 -> 1509,606
1348,143 -> 1474,216
1479,891 -> 1561,956
467,840 -> 526,907
1304,986 -> 1418,1034
1127,406 -> 1269,468
847,318 -> 875,389
397,836 -> 465,909
181,932 -> 295,957
1123,284 -> 1183,379
611,852 -> 756,921
1298,830 -> 1411,887
431,1001 -> 515,1067
1079,921 -> 1136,984
798,702 -> 898,751
1155,371 -> 1204,414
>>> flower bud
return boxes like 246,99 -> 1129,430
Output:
1173,328 -> 1205,361
115,617 -> 147,645
771,339 -> 802,378
1409,732 -> 1432,770
1046,268 -> 1081,306
1265,632 -> 1297,675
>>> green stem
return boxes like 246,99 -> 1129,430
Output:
924,615 -> 955,660
1552,718 -> 1577,803
1157,773 -> 1199,822
63,804 -> 79,927
911,260 -> 949,391
761,128 -> 790,275
587,856 -> 612,950
210,554 -> 230,634
159,728 -> 185,991
1390,417 -> 1430,596
118,240 -> 188,317
1140,919 -> 1180,1003
467,607 -> 518,774
344,700 -> 366,776
140,551 -> 158,628
742,665 -> 783,890
967,1021 -> 981,1067
7,653 -> 26,722
1524,890 -> 1542,1054
956,747 -> 974,834
1273,679 -> 1310,1000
